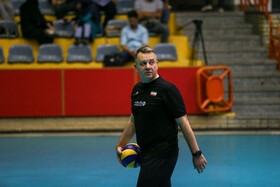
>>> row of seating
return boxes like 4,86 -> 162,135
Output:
0,43 -> 178,64
11,0 -> 135,15
0,19 -> 130,39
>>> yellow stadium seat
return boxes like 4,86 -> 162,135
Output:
53,38 -> 75,61
168,35 -> 190,59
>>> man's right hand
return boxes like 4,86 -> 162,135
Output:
116,146 -> 125,167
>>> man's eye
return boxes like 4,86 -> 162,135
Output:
149,61 -> 155,65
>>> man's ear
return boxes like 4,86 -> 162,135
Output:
156,61 -> 158,70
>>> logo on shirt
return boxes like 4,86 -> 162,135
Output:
150,91 -> 157,96
133,91 -> 139,96
134,101 -> 146,107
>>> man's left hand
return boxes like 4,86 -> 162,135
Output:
193,154 -> 207,174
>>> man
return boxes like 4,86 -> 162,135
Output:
116,46 -> 207,187
120,10 -> 148,63
20,0 -> 56,45
135,0 -> 169,43
92,0 -> 116,29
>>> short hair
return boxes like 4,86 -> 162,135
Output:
134,46 -> 156,61
128,10 -> 138,19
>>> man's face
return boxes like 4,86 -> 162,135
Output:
129,17 -> 138,29
135,52 -> 159,83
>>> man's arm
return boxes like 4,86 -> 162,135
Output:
136,9 -> 162,20
135,0 -> 163,19
176,115 -> 207,174
116,114 -> 136,166
121,44 -> 148,57
121,45 -> 136,57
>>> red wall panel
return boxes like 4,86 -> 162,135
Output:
64,69 -> 135,116
0,68 -> 202,117
0,70 -> 62,117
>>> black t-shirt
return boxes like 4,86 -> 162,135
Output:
131,76 -> 187,158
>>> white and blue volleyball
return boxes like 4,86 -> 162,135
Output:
121,143 -> 140,168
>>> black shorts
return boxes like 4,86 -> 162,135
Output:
137,155 -> 178,187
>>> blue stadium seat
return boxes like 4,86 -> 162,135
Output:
8,44 -> 34,64
0,46 -> 4,63
154,43 -> 178,61
95,44 -> 120,62
116,0 -> 135,14
106,19 -> 128,37
0,20 -> 19,38
53,20 -> 75,38
39,0 -> 55,15
107,19 -> 128,28
67,45 -> 93,63
10,0 -> 25,15
37,44 -> 64,63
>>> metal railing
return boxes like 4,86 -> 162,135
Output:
240,0 -> 280,71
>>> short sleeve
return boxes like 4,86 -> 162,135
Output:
162,84 -> 187,119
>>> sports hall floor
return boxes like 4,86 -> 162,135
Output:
0,131 -> 279,187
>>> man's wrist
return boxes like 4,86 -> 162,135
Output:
192,150 -> 202,158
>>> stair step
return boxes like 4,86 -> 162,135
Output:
224,79 -> 280,92
198,48 -> 269,60
177,19 -> 246,26
232,105 -> 280,117
228,86 -> 280,92
232,72 -> 280,78
232,77 -> 280,88
201,47 -> 268,53
235,113 -> 280,119
193,39 -> 261,50
189,35 -> 260,43
176,11 -> 245,18
233,98 -> 280,105
176,12 -> 246,25
208,63 -> 278,73
225,90 -> 280,103
226,92 -> 280,106
189,35 -> 260,40
231,91 -> 280,98
229,65 -> 277,73
181,23 -> 252,31
209,58 -> 276,65
183,26 -> 253,36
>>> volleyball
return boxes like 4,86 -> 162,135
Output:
121,143 -> 140,168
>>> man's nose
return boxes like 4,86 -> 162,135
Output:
145,63 -> 151,69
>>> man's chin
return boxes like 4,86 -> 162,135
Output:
144,72 -> 153,77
